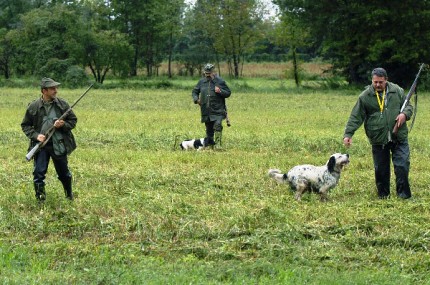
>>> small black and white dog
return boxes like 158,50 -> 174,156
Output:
180,138 -> 206,150
268,153 -> 350,201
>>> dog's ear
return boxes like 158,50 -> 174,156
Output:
193,139 -> 203,148
327,156 -> 336,173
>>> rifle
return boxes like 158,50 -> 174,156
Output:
25,83 -> 94,161
393,63 -> 425,135
225,105 -> 231,127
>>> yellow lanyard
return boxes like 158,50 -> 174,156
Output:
375,89 -> 386,113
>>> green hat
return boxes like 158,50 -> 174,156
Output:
40,77 -> 61,88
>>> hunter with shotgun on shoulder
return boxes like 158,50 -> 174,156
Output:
21,78 -> 92,202
343,64 -> 425,200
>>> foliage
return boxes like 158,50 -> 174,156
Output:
2,0 -> 430,85
1,75 -> 430,283
111,0 -> 184,77
84,30 -> 133,83
65,66 -> 91,88
0,28 -> 13,78
36,57 -> 89,87
38,58 -> 75,80
274,0 -> 430,86
191,0 -> 266,78
7,5 -> 84,75
272,12 -> 312,86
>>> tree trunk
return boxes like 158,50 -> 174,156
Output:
168,31 -> 173,78
292,47 -> 300,87
233,54 -> 239,78
131,48 -> 138,77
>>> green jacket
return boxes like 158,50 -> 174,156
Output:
344,82 -> 413,145
192,75 -> 231,122
21,97 -> 77,155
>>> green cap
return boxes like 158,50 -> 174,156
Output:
41,77 -> 61,88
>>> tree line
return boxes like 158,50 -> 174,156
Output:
1,0 -> 429,86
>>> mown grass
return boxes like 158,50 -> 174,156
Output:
1,78 -> 430,284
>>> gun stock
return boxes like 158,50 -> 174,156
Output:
25,143 -> 41,161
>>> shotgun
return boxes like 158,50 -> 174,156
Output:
393,63 -> 425,135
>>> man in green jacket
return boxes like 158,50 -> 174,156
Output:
21,78 -> 77,201
192,63 -> 231,147
343,68 -> 413,199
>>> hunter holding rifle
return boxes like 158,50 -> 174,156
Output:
21,78 -> 77,202
343,67 -> 416,199
192,63 -> 231,147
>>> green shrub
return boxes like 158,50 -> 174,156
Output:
65,65 -> 90,88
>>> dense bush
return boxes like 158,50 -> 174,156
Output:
37,58 -> 89,87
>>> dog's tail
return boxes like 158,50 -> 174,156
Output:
268,169 -> 287,183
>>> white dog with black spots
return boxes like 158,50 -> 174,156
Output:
268,153 -> 350,201
179,138 -> 206,151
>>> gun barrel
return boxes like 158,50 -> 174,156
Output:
400,63 -> 425,113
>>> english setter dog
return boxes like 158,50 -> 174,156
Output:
268,153 -> 350,201
180,138 -> 206,150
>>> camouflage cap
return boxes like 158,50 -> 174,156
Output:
40,77 -> 61,88
203,63 -> 215,73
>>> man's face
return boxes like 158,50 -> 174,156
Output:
372,75 -> 387,92
42,86 -> 58,101
204,71 -> 213,78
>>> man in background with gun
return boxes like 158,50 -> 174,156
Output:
192,63 -> 231,148
21,78 -> 77,202
343,67 -> 416,199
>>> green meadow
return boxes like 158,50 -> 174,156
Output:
1,76 -> 430,284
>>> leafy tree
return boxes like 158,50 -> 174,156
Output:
84,30 -> 133,83
272,12 -> 311,86
0,28 -> 13,78
174,6 -> 217,76
7,5 -> 85,75
274,0 -> 430,85
0,0 -> 33,29
192,0 -> 266,78
111,0 -> 182,77
163,0 -> 186,78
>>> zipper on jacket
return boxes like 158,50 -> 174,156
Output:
206,80 -> 211,110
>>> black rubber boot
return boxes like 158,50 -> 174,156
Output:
60,176 -> 73,200
205,137 -> 215,147
34,183 -> 46,202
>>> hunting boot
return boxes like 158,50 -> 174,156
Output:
60,176 -> 73,200
214,131 -> 223,148
34,183 -> 46,202
205,137 -> 216,149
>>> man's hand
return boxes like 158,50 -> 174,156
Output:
343,137 -> 352,148
395,113 -> 406,128
37,134 -> 46,142
54,119 -> 65,128
195,99 -> 201,106
215,86 -> 221,93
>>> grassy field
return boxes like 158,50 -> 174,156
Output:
1,76 -> 430,284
